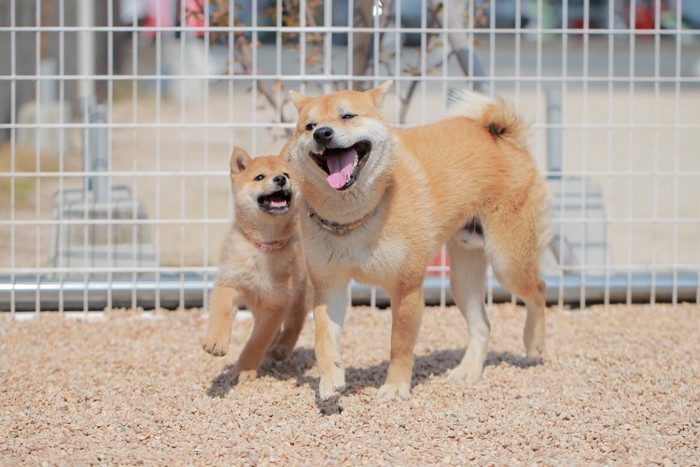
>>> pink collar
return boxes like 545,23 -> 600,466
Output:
240,231 -> 288,254
252,239 -> 288,254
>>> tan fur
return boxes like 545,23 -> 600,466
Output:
287,83 -> 550,401
202,148 -> 309,382
446,89 -> 531,151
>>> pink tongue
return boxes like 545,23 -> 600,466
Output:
326,149 -> 356,190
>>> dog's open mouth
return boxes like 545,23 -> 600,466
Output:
257,189 -> 292,214
309,141 -> 371,191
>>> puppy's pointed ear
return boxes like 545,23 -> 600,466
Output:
289,90 -> 311,112
230,147 -> 252,175
366,80 -> 393,108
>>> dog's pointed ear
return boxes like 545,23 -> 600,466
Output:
366,80 -> 393,108
289,90 -> 311,112
278,140 -> 293,162
230,147 -> 252,175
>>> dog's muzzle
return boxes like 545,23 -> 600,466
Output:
309,141 -> 372,191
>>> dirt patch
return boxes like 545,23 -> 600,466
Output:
1,304 -> 698,464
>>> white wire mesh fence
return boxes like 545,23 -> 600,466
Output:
1,0 -> 699,314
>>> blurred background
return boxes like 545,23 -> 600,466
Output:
1,0 -> 699,312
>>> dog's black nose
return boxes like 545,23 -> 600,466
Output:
273,175 -> 287,187
313,126 -> 334,145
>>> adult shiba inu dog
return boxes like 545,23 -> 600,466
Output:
203,148 -> 309,382
287,82 -> 549,401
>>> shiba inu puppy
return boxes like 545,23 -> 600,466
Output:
202,148 -> 309,382
287,82 -> 549,401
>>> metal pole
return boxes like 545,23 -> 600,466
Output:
546,86 -> 563,179
2,273 -> 698,311
436,0 -> 488,93
78,0 -> 95,99
78,0 -> 108,202
90,105 -> 110,202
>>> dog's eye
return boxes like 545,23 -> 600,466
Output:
341,113 -> 357,120
254,174 -> 265,181
283,172 -> 289,178
305,123 -> 315,131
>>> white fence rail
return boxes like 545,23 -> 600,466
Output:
1,0 -> 699,314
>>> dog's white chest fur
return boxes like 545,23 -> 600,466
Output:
218,245 -> 299,307
302,217 -> 406,286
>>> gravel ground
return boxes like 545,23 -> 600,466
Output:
1,304 -> 698,465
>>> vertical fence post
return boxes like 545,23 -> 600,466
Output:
546,86 -> 562,180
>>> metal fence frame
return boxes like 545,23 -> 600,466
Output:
1,0 -> 699,315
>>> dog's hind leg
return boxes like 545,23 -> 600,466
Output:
268,283 -> 309,361
523,279 -> 546,360
235,308 -> 286,381
446,237 -> 490,385
496,268 -> 546,361
487,220 -> 547,361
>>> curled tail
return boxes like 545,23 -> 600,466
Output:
446,90 -> 530,151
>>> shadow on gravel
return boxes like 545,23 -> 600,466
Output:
484,350 -> 543,369
311,349 -> 541,413
206,367 -> 238,398
206,347 -> 316,398
206,346 -> 542,410
343,349 -> 542,393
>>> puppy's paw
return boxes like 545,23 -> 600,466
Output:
448,364 -> 483,386
376,382 -> 410,402
237,369 -> 258,382
202,337 -> 229,357
267,344 -> 291,362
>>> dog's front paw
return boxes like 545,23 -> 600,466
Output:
448,363 -> 483,385
526,346 -> 544,362
318,373 -> 346,401
319,381 -> 345,401
376,382 -> 410,402
202,334 -> 229,357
